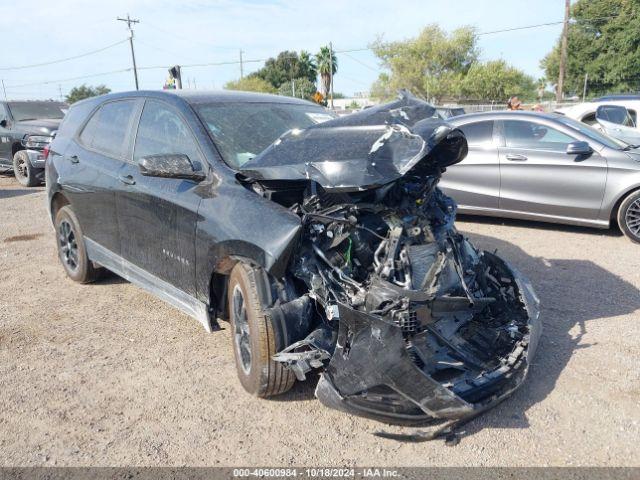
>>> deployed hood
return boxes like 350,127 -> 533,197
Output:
239,92 -> 468,192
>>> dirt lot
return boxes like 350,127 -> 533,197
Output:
1,174 -> 639,467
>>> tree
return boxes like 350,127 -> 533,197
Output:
370,25 -> 478,103
460,60 -> 536,102
316,46 -> 338,98
278,77 -> 317,100
65,84 -> 111,104
541,0 -> 640,97
253,50 -> 317,89
224,76 -> 276,94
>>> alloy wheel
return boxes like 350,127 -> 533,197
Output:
232,284 -> 252,374
625,198 -> 640,239
58,220 -> 79,272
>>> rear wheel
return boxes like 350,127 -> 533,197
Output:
13,150 -> 39,187
54,206 -> 101,283
618,191 -> 640,244
227,263 -> 295,397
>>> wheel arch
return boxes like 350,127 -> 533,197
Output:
610,185 -> 640,228
50,191 -> 71,221
11,141 -> 23,158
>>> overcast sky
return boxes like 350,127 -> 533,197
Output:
1,0 -> 567,100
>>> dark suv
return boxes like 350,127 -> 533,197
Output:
0,100 -> 67,186
47,90 -> 540,428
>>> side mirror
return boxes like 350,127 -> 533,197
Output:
138,154 -> 205,181
0,119 -> 7,128
566,141 -> 592,155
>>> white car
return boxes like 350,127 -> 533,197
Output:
557,98 -> 640,145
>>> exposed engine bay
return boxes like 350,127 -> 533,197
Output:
237,92 -> 541,426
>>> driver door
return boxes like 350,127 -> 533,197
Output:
115,99 -> 205,293
498,119 -> 607,221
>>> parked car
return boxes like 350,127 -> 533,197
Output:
556,100 -> 640,145
46,90 -> 540,427
436,106 -> 466,119
439,111 -> 640,243
0,100 -> 68,186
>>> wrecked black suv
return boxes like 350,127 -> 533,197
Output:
47,90 -> 541,426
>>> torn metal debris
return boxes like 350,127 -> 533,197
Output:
240,91 -> 541,425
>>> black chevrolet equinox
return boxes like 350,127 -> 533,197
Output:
47,90 -> 540,428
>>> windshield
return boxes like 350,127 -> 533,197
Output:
557,116 -> 629,149
196,102 -> 336,168
7,102 -> 67,121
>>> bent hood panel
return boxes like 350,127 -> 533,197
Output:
239,92 -> 468,192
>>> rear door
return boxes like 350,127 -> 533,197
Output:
116,99 -> 205,294
498,119 -> 607,221
440,119 -> 500,209
61,99 -> 139,255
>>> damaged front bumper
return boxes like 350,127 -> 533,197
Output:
306,260 -> 541,425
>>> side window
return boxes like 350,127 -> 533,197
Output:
459,121 -> 494,146
133,100 -> 202,164
79,100 -> 136,158
504,120 -> 575,151
598,105 -> 637,127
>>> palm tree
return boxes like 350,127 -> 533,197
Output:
299,50 -> 317,84
316,46 -> 338,98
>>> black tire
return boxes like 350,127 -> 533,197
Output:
13,150 -> 39,187
54,206 -> 101,283
618,190 -> 640,244
227,263 -> 295,397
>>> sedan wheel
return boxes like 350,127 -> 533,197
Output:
618,191 -> 640,244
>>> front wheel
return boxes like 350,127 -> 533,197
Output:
54,206 -> 101,283
618,191 -> 640,244
13,150 -> 39,187
227,263 -> 295,397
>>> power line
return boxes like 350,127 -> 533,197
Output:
341,52 -> 378,72
4,68 -> 131,89
0,39 -> 128,71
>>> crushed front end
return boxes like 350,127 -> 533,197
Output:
241,92 -> 541,425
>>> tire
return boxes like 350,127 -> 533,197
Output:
227,263 -> 295,397
13,150 -> 39,187
54,206 -> 101,283
617,190 -> 640,244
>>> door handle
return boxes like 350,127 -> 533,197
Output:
69,155 -> 79,164
506,154 -> 528,161
118,174 -> 136,185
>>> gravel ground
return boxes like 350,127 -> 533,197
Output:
1,174 -> 639,467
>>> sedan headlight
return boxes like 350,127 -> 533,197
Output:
23,134 -> 53,150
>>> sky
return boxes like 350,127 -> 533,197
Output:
0,0 -> 568,101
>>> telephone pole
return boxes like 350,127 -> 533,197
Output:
556,0 -> 570,102
1,80 -> 7,101
329,42 -> 334,109
117,14 -> 140,90
239,50 -> 244,79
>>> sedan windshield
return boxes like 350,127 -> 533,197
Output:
8,102 -> 67,121
557,116 -> 629,150
196,102 -> 336,168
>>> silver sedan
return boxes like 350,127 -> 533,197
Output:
439,111 -> 640,243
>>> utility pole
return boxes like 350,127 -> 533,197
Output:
329,42 -> 334,109
117,14 -> 140,90
557,0 -> 570,102
582,73 -> 588,102
58,85 -> 63,101
1,80 -> 7,100
239,50 -> 244,79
